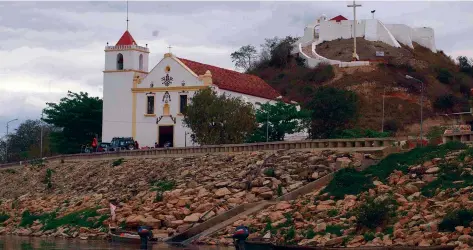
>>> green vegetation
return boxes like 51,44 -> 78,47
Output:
303,64 -> 335,85
30,158 -> 45,167
277,185 -> 283,197
434,94 -> 457,111
151,179 -> 176,202
20,208 -> 108,230
0,213 -> 9,223
335,129 -> 391,139
304,226 -> 316,239
42,91 -> 102,154
324,141 -> 467,199
247,101 -> 311,142
439,209 -> 473,232
4,169 -> 17,174
264,167 -> 275,177
112,158 -> 125,167
183,88 -> 257,145
325,225 -> 345,236
327,209 -> 339,217
363,232 -> 376,242
421,163 -> 473,197
43,168 -> 54,189
355,197 -> 398,229
284,226 -> 296,243
436,68 -> 453,84
305,87 -> 358,139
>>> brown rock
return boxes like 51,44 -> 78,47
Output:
275,202 -> 292,210
214,188 -> 231,198
324,236 -> 345,246
403,184 -> 419,195
425,167 -> 439,174
183,213 -> 201,222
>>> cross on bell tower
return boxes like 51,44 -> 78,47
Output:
168,45 -> 172,53
347,0 -> 362,61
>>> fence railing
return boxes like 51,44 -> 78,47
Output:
443,131 -> 473,144
0,138 -> 396,168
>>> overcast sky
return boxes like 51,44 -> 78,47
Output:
1,1 -> 472,136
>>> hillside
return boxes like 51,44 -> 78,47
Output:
199,142 -> 473,249
250,39 -> 473,135
0,150 -> 356,239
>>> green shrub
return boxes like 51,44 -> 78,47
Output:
421,163 -> 473,197
323,168 -> 373,199
112,158 -> 125,167
305,226 -> 316,239
437,68 -> 453,84
302,64 -> 335,84
151,179 -> 176,203
325,225 -> 344,236
363,232 -> 376,241
264,167 -> 275,177
30,159 -> 45,167
0,213 -> 9,223
4,169 -> 17,174
355,197 -> 397,229
439,209 -> 473,232
383,120 -> 400,133
277,184 -> 283,196
434,94 -> 456,111
41,208 -> 108,231
327,209 -> 339,217
43,168 -> 54,189
284,226 -> 296,243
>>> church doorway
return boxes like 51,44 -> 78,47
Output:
158,126 -> 174,148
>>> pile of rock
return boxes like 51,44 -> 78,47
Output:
0,150 -> 359,239
199,150 -> 473,250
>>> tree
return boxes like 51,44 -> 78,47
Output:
305,87 -> 358,139
42,91 -> 102,154
183,88 -> 257,145
458,56 -> 473,76
433,94 -> 456,111
0,119 -> 55,162
247,101 -> 311,142
231,45 -> 258,71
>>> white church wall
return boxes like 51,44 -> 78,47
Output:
220,89 -> 278,106
412,27 -> 437,52
318,20 -> 365,43
140,57 -> 202,88
385,24 -> 414,49
102,72 -> 135,142
375,21 -> 401,48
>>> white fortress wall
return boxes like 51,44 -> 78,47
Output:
412,27 -> 437,52
318,20 -> 365,43
385,24 -> 414,49
366,20 -> 401,48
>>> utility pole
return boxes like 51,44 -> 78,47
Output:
348,0 -> 361,61
266,111 -> 269,142
40,112 -> 43,158
5,118 -> 18,163
382,87 -> 386,132
406,75 -> 424,146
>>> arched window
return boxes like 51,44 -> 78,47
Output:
139,54 -> 143,71
163,104 -> 170,116
117,53 -> 124,70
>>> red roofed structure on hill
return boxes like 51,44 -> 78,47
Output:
177,57 -> 282,100
330,15 -> 348,22
116,30 -> 137,46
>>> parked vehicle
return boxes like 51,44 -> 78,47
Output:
98,142 -> 111,152
109,137 -> 136,151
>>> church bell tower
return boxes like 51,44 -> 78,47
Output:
102,30 -> 150,142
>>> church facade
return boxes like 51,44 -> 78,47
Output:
102,31 -> 284,148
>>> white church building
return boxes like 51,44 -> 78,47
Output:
102,30 -> 289,148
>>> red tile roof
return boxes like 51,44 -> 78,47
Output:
116,30 -> 137,46
177,58 -> 282,100
330,15 -> 348,22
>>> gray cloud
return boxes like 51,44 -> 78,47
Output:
1,1 -> 472,135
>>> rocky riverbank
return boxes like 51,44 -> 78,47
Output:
0,150 -> 358,240
197,142 -> 473,250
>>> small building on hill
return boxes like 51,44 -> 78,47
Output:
293,13 -> 436,67
102,30 -> 296,148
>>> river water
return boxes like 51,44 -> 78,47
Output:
0,236 -> 233,250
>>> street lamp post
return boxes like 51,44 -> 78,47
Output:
381,86 -> 385,132
406,75 -> 424,146
255,102 -> 269,142
5,118 -> 18,163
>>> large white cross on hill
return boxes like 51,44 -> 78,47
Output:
348,0 -> 362,61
